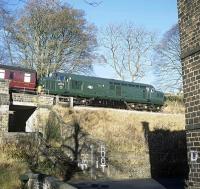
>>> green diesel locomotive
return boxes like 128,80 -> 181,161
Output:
39,73 -> 164,111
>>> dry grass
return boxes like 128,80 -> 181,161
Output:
0,145 -> 28,189
162,100 -> 185,114
1,105 -> 184,183
50,105 -> 185,179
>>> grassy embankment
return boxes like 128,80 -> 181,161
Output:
54,105 -> 185,179
0,101 -> 185,187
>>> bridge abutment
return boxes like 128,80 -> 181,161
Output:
0,80 -> 54,134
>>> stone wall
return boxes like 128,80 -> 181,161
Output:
12,93 -> 54,107
178,0 -> 200,188
26,108 -> 50,133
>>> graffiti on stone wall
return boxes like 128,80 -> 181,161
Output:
78,144 -> 107,173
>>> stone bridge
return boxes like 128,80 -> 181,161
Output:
0,80 -> 54,133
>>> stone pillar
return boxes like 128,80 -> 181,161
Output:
0,80 -> 9,133
178,0 -> 200,188
0,105 -> 9,133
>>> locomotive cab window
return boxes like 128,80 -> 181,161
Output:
0,69 -> 5,79
59,75 -> 65,81
24,73 -> 31,83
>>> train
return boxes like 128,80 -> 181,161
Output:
0,64 -> 165,111
0,64 -> 37,91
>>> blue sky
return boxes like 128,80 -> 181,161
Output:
69,0 -> 178,33
69,0 -> 179,86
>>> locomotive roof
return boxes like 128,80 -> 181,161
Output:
52,72 -> 155,89
0,64 -> 36,73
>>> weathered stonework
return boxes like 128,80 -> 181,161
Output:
12,93 -> 54,107
0,106 -> 9,133
0,79 -> 9,94
178,0 -> 200,188
26,108 -> 50,133
0,80 -> 9,133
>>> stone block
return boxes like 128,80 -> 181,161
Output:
0,80 -> 9,94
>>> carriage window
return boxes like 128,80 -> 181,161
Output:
110,84 -> 115,90
9,72 -> 14,79
24,73 -> 31,83
116,85 -> 121,96
0,69 -> 5,79
114,82 -> 120,85
122,83 -> 127,86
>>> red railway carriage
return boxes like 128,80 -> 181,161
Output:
0,64 -> 37,91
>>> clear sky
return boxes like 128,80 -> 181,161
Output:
69,0 -> 178,33
69,0 -> 179,86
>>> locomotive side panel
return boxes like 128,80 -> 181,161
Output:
39,72 -> 164,108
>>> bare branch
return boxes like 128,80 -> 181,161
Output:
154,24 -> 182,92
84,0 -> 102,6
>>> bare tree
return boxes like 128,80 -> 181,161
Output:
0,10 -> 15,65
0,1 -> 8,64
101,23 -> 155,81
8,0 -> 98,78
154,24 -> 182,92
